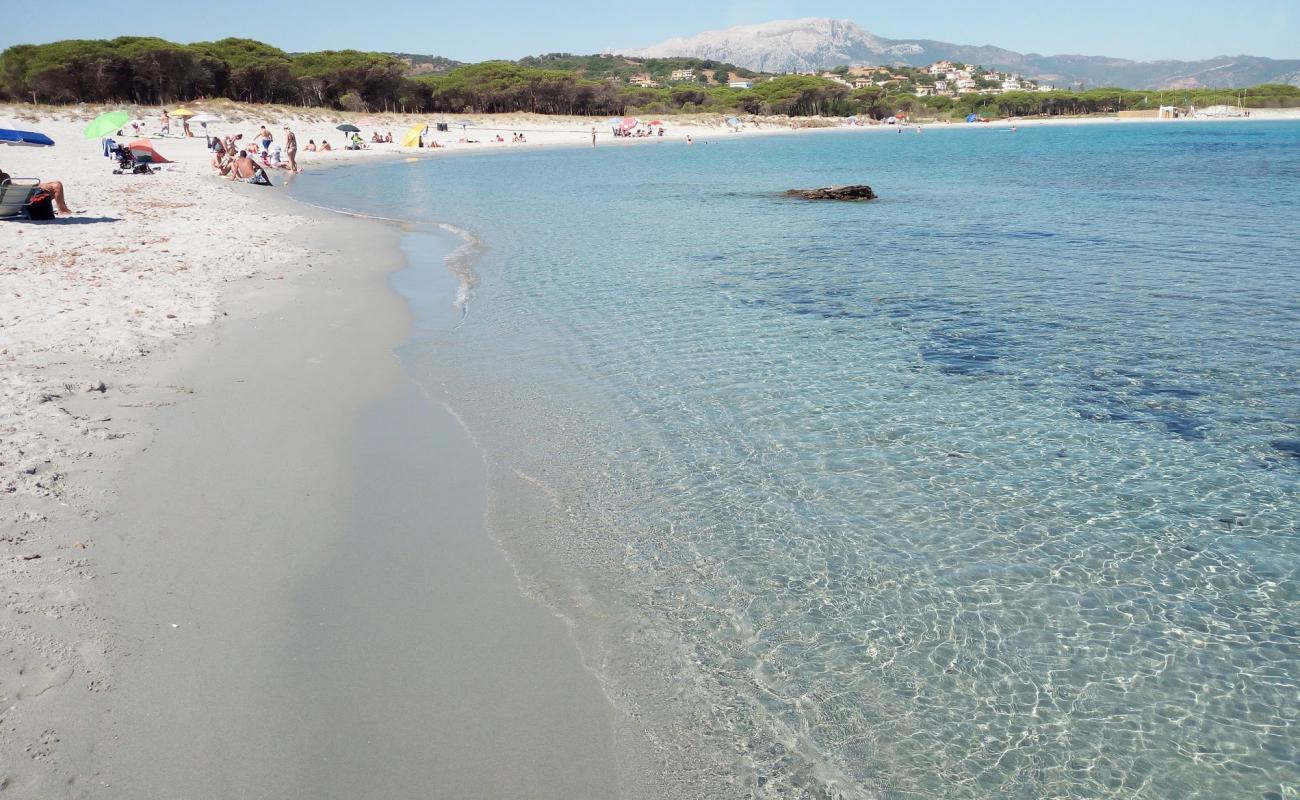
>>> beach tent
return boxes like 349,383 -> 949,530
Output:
128,138 -> 172,164
0,128 -> 55,147
966,113 -> 979,123
400,124 -> 427,147
84,110 -> 131,140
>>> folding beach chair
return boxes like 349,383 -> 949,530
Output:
0,178 -> 40,218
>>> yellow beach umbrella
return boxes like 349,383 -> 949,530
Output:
172,107 -> 197,117
400,123 -> 427,148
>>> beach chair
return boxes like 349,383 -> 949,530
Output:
0,178 -> 40,218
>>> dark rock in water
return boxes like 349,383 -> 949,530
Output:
785,185 -> 877,201
1271,439 -> 1300,459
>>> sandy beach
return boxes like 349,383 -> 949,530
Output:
3,101 -> 1299,796
0,105 -> 661,796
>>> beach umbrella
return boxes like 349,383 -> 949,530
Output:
358,116 -> 378,127
455,119 -> 474,130
726,116 -> 741,126
336,123 -> 361,133
619,118 -> 639,129
400,124 -> 427,147
603,117 -> 622,125
171,107 -> 197,117
648,119 -> 663,126
0,128 -> 55,147
188,113 -> 220,125
128,138 -> 172,164
83,110 -> 131,140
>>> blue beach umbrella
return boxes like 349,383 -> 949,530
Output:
0,128 -> 55,147
726,116 -> 741,126
603,117 -> 622,125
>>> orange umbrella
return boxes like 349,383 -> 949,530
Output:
129,138 -> 172,164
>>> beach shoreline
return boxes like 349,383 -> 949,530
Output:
0,106 -> 628,797
4,102 -> 1299,797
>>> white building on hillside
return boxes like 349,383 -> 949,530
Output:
670,69 -> 695,81
729,80 -> 753,89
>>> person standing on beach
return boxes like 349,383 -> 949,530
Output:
161,110 -> 170,136
591,126 -> 597,147
259,125 -> 273,155
284,126 -> 299,172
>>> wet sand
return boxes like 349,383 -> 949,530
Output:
87,200 -> 618,797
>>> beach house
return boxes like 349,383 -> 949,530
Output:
669,69 -> 695,81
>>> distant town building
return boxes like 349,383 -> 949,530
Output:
729,80 -> 753,89
630,74 -> 660,88
669,69 -> 695,81
929,61 -> 956,76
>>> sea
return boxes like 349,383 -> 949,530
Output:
292,120 -> 1299,800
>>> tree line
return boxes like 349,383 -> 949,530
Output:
2,37 -> 1297,119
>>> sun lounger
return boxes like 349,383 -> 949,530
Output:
0,178 -> 40,218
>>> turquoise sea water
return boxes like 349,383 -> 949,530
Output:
295,122 -> 1299,799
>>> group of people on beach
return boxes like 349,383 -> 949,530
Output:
210,124 -> 301,184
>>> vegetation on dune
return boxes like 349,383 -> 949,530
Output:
2,37 -> 1298,119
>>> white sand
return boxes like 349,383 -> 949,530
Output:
0,102 -> 752,797
2,100 -> 1296,795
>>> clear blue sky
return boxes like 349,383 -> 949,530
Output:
5,0 -> 1297,63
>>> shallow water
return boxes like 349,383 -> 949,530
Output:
294,122 -> 1300,799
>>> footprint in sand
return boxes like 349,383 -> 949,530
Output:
16,662 -> 74,700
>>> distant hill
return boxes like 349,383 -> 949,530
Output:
387,52 -> 464,76
621,18 -> 1300,89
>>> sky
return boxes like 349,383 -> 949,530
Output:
4,0 -> 1298,63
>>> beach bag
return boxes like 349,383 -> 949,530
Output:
23,191 -> 55,220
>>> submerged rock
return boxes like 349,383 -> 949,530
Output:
784,185 -> 877,201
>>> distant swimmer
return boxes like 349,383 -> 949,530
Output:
686,134 -> 693,145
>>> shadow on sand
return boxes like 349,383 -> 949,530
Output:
9,215 -> 122,225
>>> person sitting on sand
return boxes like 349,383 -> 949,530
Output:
0,167 -> 74,214
211,149 -> 231,176
320,140 -> 332,151
305,139 -> 317,152
384,132 -> 393,143
228,151 -> 272,185
371,132 -> 382,143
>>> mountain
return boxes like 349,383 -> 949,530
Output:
621,18 -> 1300,89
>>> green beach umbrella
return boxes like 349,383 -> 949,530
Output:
83,110 -> 131,140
